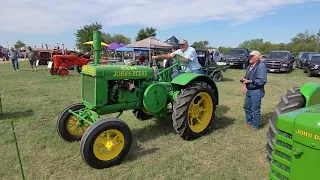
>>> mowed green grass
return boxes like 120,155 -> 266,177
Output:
0,61 -> 319,180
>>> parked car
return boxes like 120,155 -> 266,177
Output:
223,48 -> 250,69
303,54 -> 320,76
296,52 -> 319,69
264,50 -> 295,73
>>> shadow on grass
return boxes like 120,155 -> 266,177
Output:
222,78 -> 234,82
126,120 -> 173,161
0,109 -> 34,120
127,105 -> 234,161
260,111 -> 274,128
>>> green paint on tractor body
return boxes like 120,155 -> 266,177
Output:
269,82 -> 320,180
300,82 -> 320,107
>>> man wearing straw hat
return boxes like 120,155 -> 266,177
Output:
241,50 -> 267,130
152,39 -> 203,79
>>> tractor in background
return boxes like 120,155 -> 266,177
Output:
49,54 -> 91,77
266,82 -> 320,179
196,49 -> 228,82
56,31 -> 219,169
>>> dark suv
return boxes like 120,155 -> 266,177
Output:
264,50 -> 295,73
303,54 -> 320,77
296,52 -> 319,69
223,48 -> 249,69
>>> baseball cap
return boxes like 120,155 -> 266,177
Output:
178,39 -> 188,45
249,50 -> 261,57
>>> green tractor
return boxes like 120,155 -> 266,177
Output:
56,31 -> 219,169
266,82 -> 320,179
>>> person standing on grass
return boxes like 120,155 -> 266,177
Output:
26,46 -> 37,71
9,47 -> 19,71
241,50 -> 267,130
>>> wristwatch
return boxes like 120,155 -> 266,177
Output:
250,80 -> 253,84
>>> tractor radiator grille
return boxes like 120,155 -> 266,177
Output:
82,75 -> 95,105
270,130 -> 292,180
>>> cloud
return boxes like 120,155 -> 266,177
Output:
0,0 -> 316,33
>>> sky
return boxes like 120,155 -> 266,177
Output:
1,0 -> 320,50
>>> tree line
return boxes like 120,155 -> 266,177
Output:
11,21 -> 320,56
194,30 -> 320,56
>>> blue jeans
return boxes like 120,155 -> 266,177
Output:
171,69 -> 204,79
244,89 -> 265,129
11,59 -> 19,70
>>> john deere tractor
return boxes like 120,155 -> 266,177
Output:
56,31 -> 219,169
266,82 -> 320,179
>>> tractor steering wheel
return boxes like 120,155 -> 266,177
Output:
173,54 -> 187,71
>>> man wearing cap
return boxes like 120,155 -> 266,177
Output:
26,46 -> 37,71
241,50 -> 267,130
152,39 -> 203,79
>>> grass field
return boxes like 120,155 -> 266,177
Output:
0,61 -> 319,180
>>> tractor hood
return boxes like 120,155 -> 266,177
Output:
82,64 -> 154,80
280,105 -> 320,150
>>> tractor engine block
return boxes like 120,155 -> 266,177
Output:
108,80 -> 141,104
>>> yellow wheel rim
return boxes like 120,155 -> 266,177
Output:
187,92 -> 214,133
93,129 -> 125,161
66,115 -> 90,137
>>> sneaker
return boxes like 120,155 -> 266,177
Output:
252,127 -> 260,130
16,69 -> 19,71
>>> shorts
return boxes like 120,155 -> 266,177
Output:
29,59 -> 36,65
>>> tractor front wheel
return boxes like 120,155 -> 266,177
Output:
56,103 -> 91,142
213,72 -> 223,82
80,118 -> 132,169
50,67 -> 58,75
172,82 -> 216,140
58,68 -> 69,77
266,88 -> 305,163
132,109 -> 153,120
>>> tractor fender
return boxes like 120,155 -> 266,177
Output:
171,73 -> 219,105
300,82 -> 320,107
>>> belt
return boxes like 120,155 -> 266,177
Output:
246,86 -> 264,90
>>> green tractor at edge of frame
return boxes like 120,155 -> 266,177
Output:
56,31 -> 219,169
266,82 -> 320,179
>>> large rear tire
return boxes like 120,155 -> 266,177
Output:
266,88 -> 305,163
172,82 -> 216,140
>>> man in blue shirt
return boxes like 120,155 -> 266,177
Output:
152,39 -> 204,79
241,50 -> 267,129
9,47 -> 19,71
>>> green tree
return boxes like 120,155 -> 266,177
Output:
14,40 -> 26,49
101,33 -> 113,44
75,22 -> 104,52
238,38 -> 264,50
218,46 -> 233,54
191,41 -> 209,49
111,34 -> 131,44
135,27 -> 157,41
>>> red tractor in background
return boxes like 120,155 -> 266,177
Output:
49,54 -> 92,77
